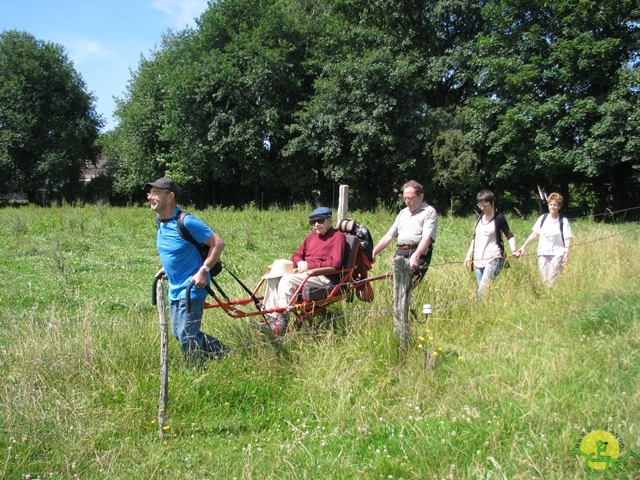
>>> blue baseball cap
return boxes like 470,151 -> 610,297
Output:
309,206 -> 332,219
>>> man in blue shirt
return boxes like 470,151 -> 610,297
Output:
146,177 -> 227,364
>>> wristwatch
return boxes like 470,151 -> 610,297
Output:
201,264 -> 211,272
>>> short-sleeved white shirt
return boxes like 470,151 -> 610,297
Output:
533,214 -> 572,256
473,218 -> 502,268
386,202 -> 438,246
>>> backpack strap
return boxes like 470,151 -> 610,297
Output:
156,209 -> 205,257
493,212 -> 504,257
473,213 -> 505,255
539,213 -> 564,243
176,211 -> 208,260
539,212 -> 549,227
156,210 -> 207,260
177,212 -> 230,299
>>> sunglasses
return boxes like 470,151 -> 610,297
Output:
309,217 -> 329,226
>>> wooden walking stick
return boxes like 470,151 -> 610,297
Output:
155,277 -> 169,438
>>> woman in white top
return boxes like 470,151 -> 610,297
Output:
464,190 -> 517,299
513,192 -> 573,286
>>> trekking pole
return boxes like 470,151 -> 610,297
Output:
151,269 -> 166,305
222,263 -> 265,314
185,281 -> 216,313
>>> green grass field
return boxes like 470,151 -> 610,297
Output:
1,204 -> 639,479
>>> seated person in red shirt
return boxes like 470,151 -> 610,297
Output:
258,206 -> 345,336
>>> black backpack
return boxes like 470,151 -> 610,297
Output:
337,218 -> 375,262
156,210 -> 222,276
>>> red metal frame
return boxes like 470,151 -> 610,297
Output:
203,264 -> 391,323
199,233 -> 390,323
153,233 -> 392,325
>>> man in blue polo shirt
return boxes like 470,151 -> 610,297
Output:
146,177 -> 227,364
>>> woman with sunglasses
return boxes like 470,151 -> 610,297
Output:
463,189 -> 517,299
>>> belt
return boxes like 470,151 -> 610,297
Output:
397,244 -> 418,250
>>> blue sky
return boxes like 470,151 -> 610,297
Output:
1,0 -> 209,132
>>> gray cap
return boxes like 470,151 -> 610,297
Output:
145,177 -> 180,197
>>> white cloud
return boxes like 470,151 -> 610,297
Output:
63,37 -> 113,64
150,0 -> 209,29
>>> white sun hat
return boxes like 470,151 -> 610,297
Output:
262,259 -> 294,279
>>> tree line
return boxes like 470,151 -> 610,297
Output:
2,0 -> 639,215
0,30 -> 101,203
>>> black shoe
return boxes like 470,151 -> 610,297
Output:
205,338 -> 228,360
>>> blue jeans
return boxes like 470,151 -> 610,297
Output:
475,258 -> 503,299
169,297 -> 225,362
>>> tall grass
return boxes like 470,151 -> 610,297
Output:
0,204 -> 638,478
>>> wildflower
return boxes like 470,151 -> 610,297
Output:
151,420 -> 156,424
438,347 -> 443,351
433,351 -> 438,356
162,425 -> 170,431
418,336 -> 425,342
224,402 -> 230,407
418,344 -> 423,349
429,336 -> 434,341
426,329 -> 431,333
458,355 -> 464,361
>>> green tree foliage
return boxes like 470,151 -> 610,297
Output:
106,0 -> 640,213
286,0 -> 487,208
468,0 -> 640,210
0,30 -> 102,202
107,0 -> 324,206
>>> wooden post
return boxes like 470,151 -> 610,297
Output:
155,279 -> 169,438
392,256 -> 412,352
337,184 -> 349,223
422,350 -> 436,370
